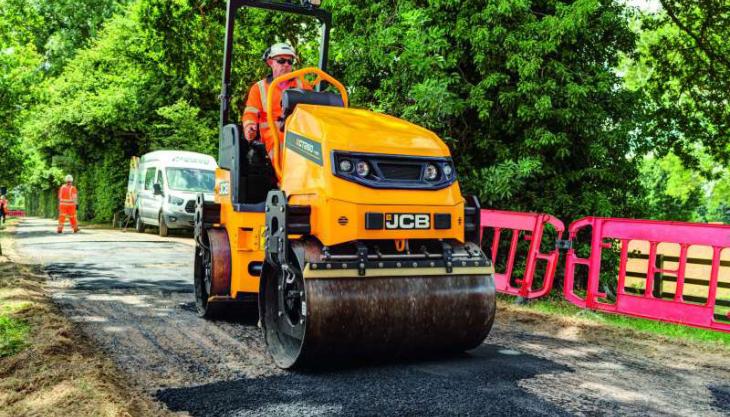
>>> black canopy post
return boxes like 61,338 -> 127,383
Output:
218,0 -> 332,132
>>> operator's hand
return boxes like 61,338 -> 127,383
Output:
244,124 -> 258,141
276,116 -> 286,132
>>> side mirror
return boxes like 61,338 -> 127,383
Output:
219,123 -> 241,170
153,183 -> 163,196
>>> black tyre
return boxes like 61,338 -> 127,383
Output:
159,212 -> 169,237
135,212 -> 145,233
193,233 -> 224,319
261,260 -> 306,369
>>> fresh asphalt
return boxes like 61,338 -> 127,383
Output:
8,217 -> 730,417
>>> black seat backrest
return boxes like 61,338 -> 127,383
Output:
281,89 -> 344,119
245,141 -> 277,204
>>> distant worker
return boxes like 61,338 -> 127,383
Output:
0,195 -> 7,225
57,174 -> 79,233
242,42 -> 312,156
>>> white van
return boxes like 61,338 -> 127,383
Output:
124,150 -> 217,236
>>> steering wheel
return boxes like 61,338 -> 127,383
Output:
266,67 -> 349,181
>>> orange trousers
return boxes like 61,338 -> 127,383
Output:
57,204 -> 78,233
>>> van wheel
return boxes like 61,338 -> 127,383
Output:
135,213 -> 145,233
159,213 -> 169,237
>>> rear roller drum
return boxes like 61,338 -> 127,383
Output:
194,228 -> 231,319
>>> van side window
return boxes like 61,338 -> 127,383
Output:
144,167 -> 156,190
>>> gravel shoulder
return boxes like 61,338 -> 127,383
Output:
0,224 -> 178,417
7,217 -> 730,417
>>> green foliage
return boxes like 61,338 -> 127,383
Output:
639,153 -> 705,221
329,0 -> 646,221
0,0 -> 129,73
151,100 -> 217,155
627,1 -> 729,166
15,5 -> 217,221
0,44 -> 43,189
704,172 -> 730,223
0,0 -> 727,227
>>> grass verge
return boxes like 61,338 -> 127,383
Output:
499,294 -> 730,349
0,313 -> 29,358
0,249 -> 178,416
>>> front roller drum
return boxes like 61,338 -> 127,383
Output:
261,259 -> 496,368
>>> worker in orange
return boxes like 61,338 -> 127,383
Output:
57,174 -> 79,233
242,42 -> 312,156
0,195 -> 7,225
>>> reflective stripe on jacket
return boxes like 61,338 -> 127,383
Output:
58,184 -> 78,205
241,76 -> 311,152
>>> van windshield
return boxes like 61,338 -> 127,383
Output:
166,168 -> 215,192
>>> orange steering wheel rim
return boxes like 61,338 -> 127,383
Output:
266,67 -> 348,182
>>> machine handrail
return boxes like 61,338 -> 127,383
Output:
266,67 -> 349,181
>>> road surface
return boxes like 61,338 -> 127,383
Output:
7,217 -> 730,416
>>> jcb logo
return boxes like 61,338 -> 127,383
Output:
385,213 -> 430,230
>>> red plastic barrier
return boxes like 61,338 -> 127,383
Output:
564,217 -> 730,333
6,210 -> 25,217
481,209 -> 565,299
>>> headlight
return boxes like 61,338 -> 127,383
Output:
168,196 -> 185,205
356,161 -> 370,177
443,164 -> 453,178
339,159 -> 353,173
424,164 -> 439,181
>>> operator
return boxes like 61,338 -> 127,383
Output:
241,42 -> 312,156
57,174 -> 79,233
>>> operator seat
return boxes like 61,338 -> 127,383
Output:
281,89 -> 344,121
219,90 -> 344,211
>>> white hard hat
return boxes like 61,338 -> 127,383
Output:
65,174 -> 73,182
262,42 -> 298,61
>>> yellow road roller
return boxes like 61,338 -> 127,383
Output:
194,0 -> 496,369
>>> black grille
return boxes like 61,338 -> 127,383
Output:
377,163 -> 421,180
184,200 -> 196,213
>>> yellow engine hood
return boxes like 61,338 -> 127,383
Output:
281,103 -> 462,208
287,105 -> 450,157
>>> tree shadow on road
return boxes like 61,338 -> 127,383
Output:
710,385 -> 730,413
156,344 -> 573,417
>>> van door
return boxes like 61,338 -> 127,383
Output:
152,169 -> 165,224
141,166 -> 156,220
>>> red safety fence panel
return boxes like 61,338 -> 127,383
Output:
6,210 -> 25,216
480,209 -> 565,299
564,217 -> 730,333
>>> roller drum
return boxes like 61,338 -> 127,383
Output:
304,274 -> 496,359
262,253 -> 496,368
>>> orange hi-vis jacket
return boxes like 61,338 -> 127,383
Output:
242,76 -> 312,153
58,184 -> 78,216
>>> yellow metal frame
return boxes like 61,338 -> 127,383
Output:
266,67 -> 349,181
216,70 -> 471,299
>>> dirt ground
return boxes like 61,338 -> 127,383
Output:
0,255 -> 178,417
5,217 -> 730,416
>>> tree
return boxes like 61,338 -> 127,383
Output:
632,1 -> 729,166
0,44 -> 43,188
639,152 -> 705,221
328,0 -> 645,221
0,0 -> 129,73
